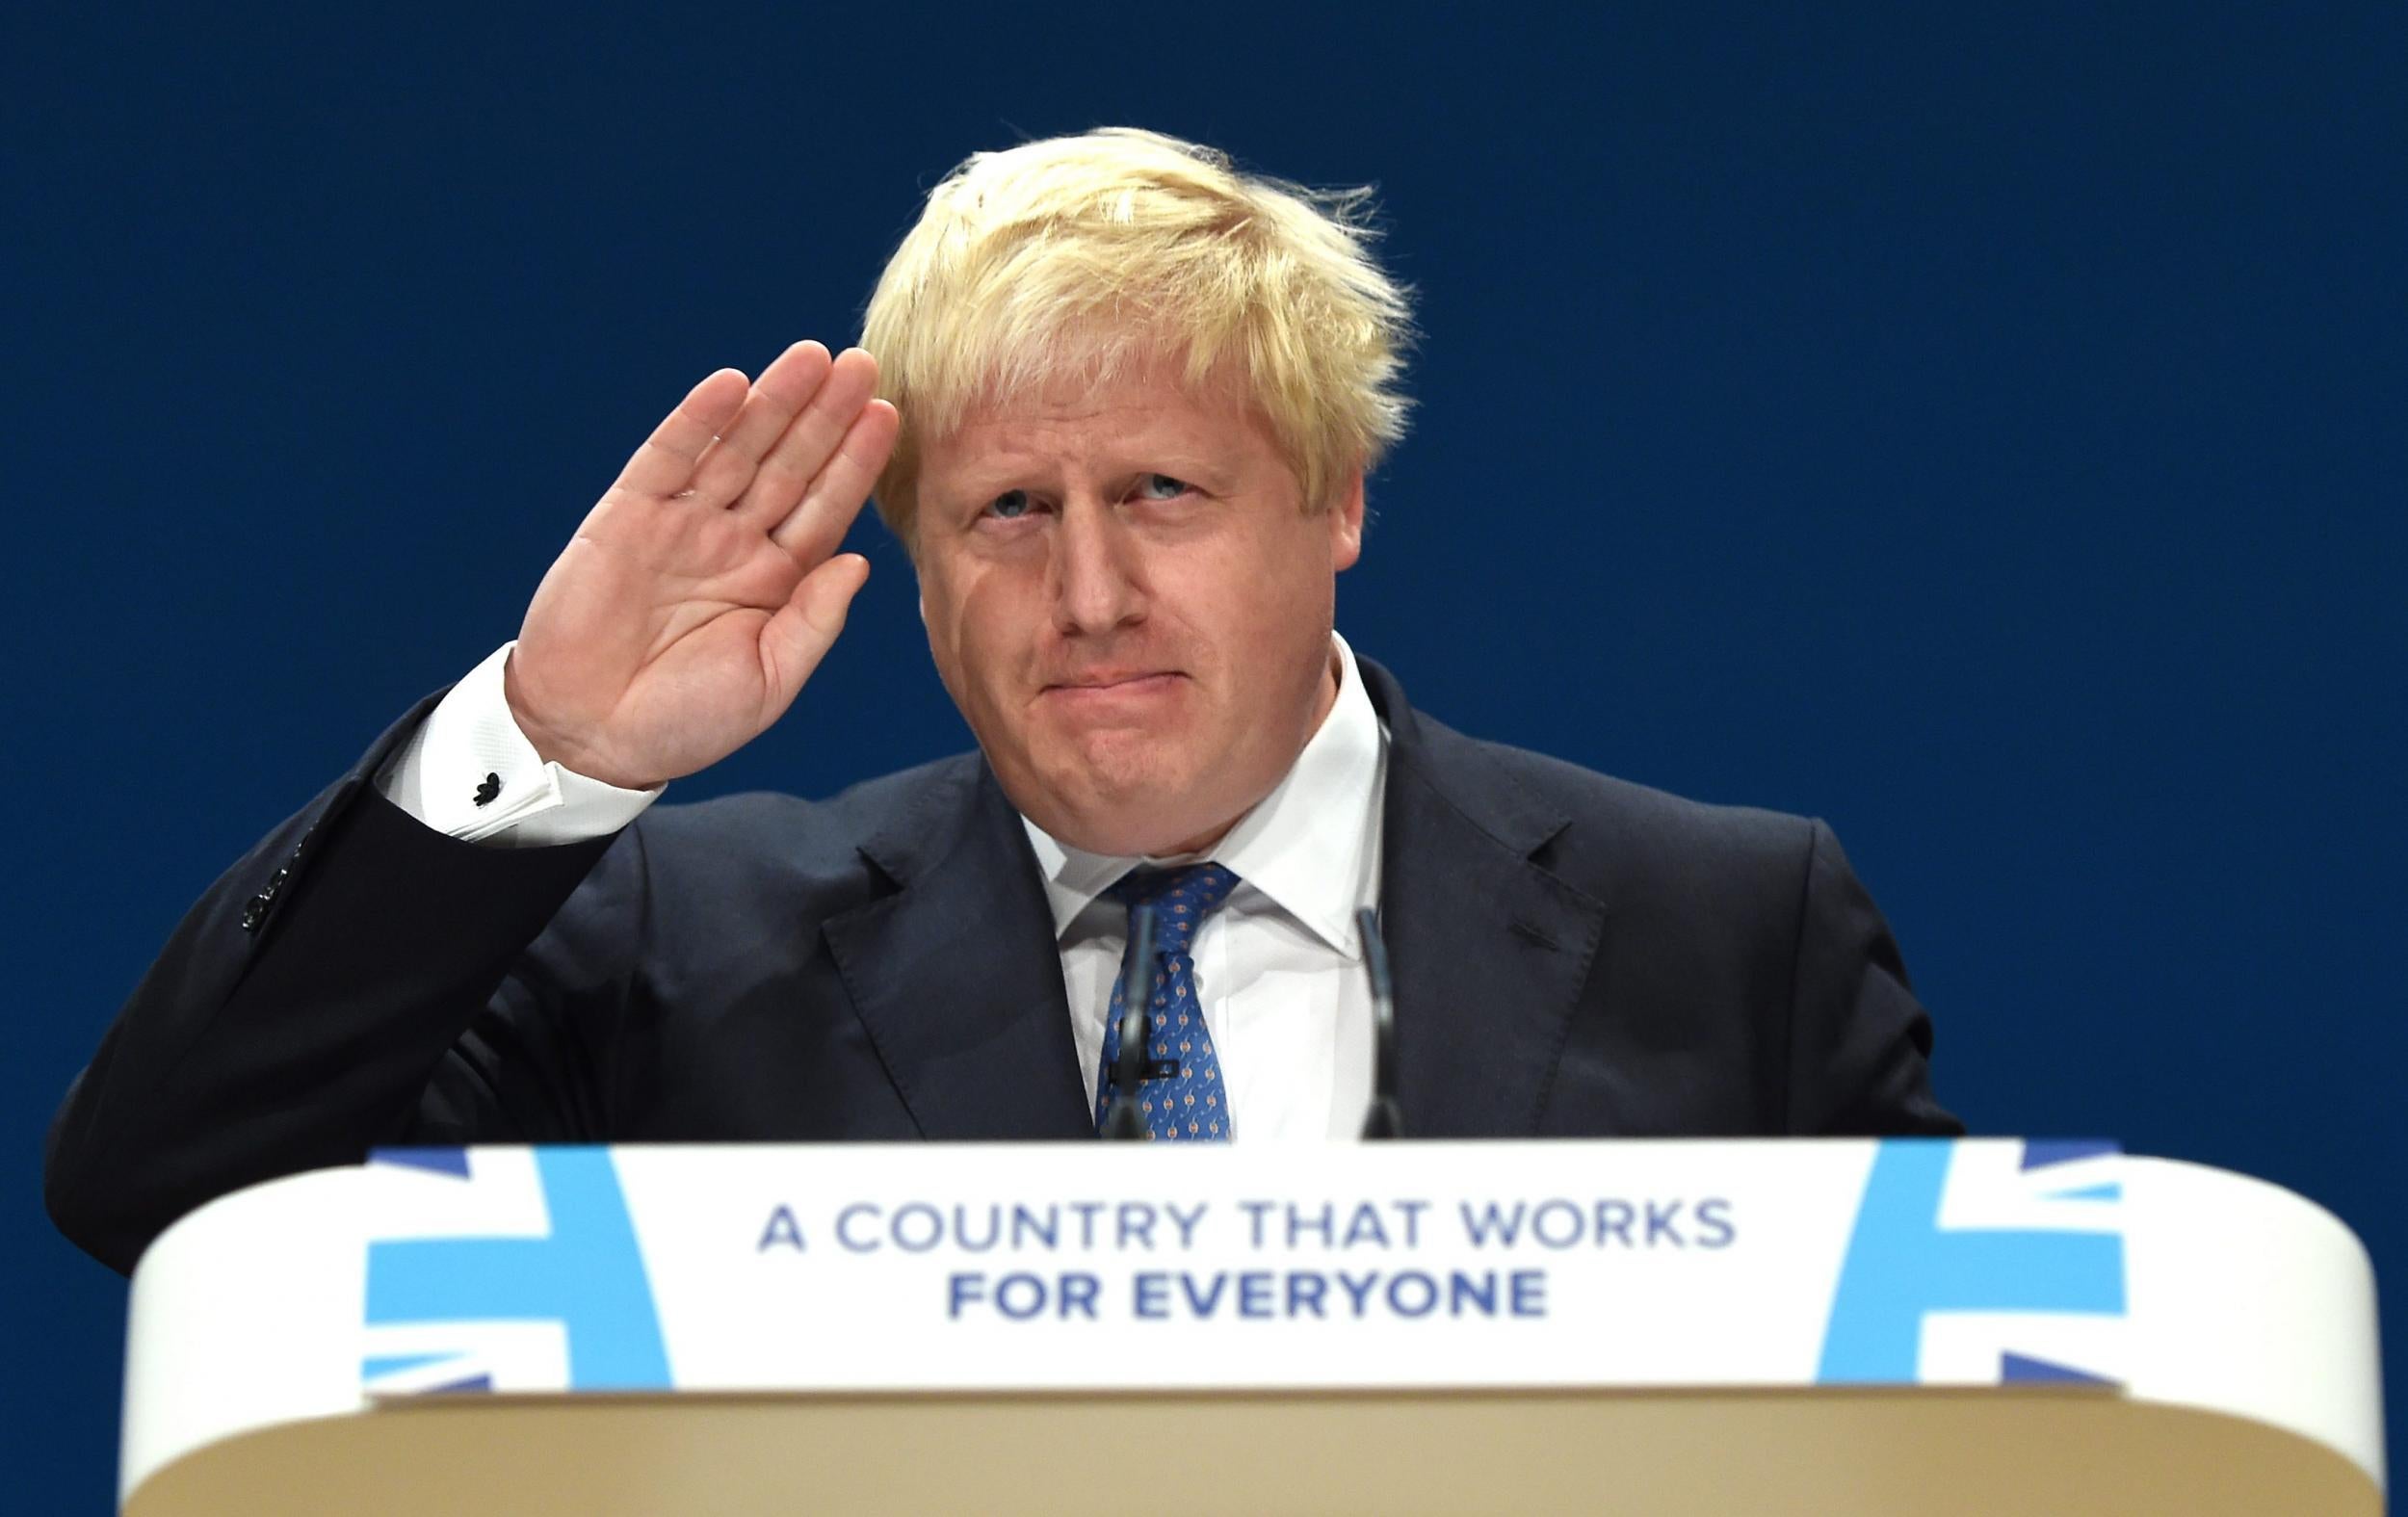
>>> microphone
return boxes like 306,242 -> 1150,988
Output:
1101,903 -> 1157,1139
1357,906 -> 1403,1139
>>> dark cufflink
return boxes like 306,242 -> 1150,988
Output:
473,772 -> 501,807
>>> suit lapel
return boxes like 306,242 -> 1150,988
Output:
1363,661 -> 1610,1138
821,761 -> 1095,1140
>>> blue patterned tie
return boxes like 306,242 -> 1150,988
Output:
1093,863 -> 1243,1140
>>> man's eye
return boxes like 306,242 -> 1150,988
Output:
1138,474 -> 1191,500
985,489 -> 1034,520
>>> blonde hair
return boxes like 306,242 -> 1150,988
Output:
861,127 -> 1415,549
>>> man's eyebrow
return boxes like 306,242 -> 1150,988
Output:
948,446 -> 1242,494
1104,432 -> 1247,480
1133,453 -> 1238,486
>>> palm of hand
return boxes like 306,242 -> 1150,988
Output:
507,342 -> 899,790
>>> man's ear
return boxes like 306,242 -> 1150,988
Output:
1327,466 -> 1368,572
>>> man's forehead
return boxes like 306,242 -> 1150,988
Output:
932,353 -> 1269,462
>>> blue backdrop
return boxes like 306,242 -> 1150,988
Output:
7,4 -> 2400,1504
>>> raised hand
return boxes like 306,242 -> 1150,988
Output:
504,341 -> 900,789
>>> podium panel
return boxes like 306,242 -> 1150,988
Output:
118,1139 -> 2383,1514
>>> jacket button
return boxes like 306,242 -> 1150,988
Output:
241,895 -> 271,932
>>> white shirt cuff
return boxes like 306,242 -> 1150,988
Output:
377,642 -> 664,847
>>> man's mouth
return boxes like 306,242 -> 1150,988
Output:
1040,671 -> 1187,708
1046,669 -> 1179,691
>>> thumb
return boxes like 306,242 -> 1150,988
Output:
760,553 -> 872,711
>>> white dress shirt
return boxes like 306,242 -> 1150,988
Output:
1025,636 -> 1386,1140
378,635 -> 1388,1139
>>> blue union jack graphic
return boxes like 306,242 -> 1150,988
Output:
361,1147 -> 670,1393
1819,1139 -> 2127,1384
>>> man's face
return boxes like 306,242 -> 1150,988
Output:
913,353 -> 1365,857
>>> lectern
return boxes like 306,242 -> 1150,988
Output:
118,1139 -> 2383,1513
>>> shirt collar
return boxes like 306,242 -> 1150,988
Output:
1021,632 -> 1385,958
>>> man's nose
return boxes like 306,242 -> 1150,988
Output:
1048,501 -> 1146,635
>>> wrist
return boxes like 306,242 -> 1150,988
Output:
502,651 -> 659,790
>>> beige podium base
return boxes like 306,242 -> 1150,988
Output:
128,1386 -> 2377,1516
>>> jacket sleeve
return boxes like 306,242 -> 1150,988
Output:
1785,820 -> 1966,1137
42,693 -> 642,1274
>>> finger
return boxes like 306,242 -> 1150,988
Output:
614,369 -> 750,499
771,398 -> 900,560
685,341 -> 835,506
759,552 -> 872,714
734,347 -> 881,528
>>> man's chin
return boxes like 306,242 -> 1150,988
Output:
1017,773 -> 1235,859
1045,804 -> 1205,860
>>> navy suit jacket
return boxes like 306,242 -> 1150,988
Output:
46,656 -> 1960,1273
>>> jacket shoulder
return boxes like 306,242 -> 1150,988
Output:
1505,739 -> 1810,840
1420,719 -> 1823,918
1365,655 -> 1819,893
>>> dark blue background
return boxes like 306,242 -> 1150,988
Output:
8,4 -> 2400,1505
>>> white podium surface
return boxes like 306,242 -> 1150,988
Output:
118,1139 -> 2384,1514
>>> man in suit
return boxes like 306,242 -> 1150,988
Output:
46,128 -> 1959,1276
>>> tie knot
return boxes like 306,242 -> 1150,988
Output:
1109,862 -> 1242,955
